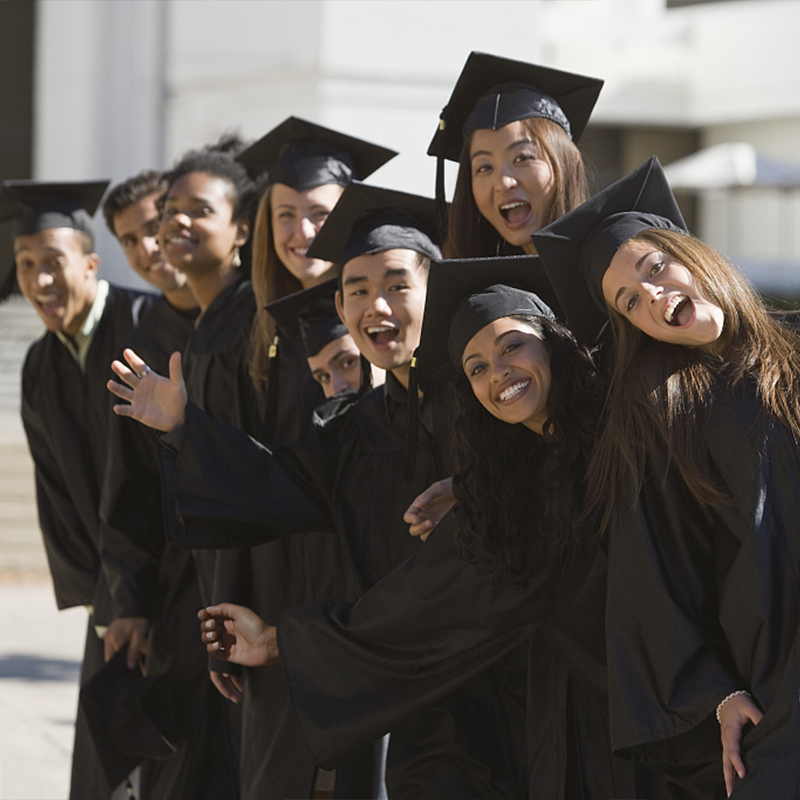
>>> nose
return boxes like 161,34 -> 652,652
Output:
299,216 -> 317,241
35,266 -> 55,288
496,164 -> 518,192
330,371 -> 351,397
643,281 -> 663,304
141,235 -> 160,259
367,292 -> 392,317
489,356 -> 511,384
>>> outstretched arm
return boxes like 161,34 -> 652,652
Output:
108,349 -> 187,433
198,604 -> 279,667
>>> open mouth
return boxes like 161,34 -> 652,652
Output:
664,295 -> 693,326
365,324 -> 399,346
498,379 -> 530,402
499,201 -> 531,225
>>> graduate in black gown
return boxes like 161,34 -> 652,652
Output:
110,183 -> 536,799
98,170 -> 239,800
0,179 -> 157,799
196,255 -> 646,799
221,120 -> 395,800
531,157 -> 800,798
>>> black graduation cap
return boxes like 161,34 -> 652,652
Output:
264,277 -> 348,359
415,254 -> 561,384
428,52 -> 605,164
0,179 -> 110,300
531,156 -> 687,346
236,117 -> 397,192
79,649 -> 176,792
305,180 -> 441,269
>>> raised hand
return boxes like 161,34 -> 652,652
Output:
198,604 -> 279,667
403,477 -> 455,540
108,348 -> 187,432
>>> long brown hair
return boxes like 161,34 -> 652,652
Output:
248,186 -> 304,389
587,228 -> 800,531
443,116 -> 588,258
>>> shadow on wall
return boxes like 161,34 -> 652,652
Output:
0,654 -> 81,682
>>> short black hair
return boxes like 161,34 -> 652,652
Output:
103,170 -> 167,238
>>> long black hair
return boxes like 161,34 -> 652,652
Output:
451,315 -> 599,582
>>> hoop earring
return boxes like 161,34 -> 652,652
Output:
232,246 -> 241,268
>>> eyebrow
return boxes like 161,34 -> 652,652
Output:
470,138 -> 533,161
462,329 -> 518,367
342,266 -> 409,288
613,251 -> 652,310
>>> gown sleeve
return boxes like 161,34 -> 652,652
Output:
159,401 -> 337,548
276,521 -> 599,768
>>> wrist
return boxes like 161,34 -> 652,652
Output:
716,689 -> 750,723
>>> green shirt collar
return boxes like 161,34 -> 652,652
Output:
55,279 -> 109,370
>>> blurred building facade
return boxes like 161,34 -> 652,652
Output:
3,0 -> 800,294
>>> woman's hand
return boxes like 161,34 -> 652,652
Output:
209,671 -> 244,704
198,604 -> 279,667
719,692 -> 763,796
107,349 -> 187,433
103,616 -> 149,673
403,477 -> 455,540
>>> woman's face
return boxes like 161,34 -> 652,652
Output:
470,120 -> 556,251
602,238 -> 725,350
159,172 -> 248,275
462,316 -> 552,433
271,182 -> 344,288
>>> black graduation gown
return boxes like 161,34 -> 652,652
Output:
20,283 -> 155,800
160,376 -> 537,799
99,295 -> 240,800
274,520 -> 646,800
179,278 -> 352,800
605,383 -> 800,798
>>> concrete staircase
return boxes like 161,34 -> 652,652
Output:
0,296 -> 49,578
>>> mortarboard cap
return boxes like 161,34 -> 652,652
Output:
79,649 -> 176,792
306,181 -> 441,269
1,179 -> 110,239
265,277 -> 348,359
415,254 -> 561,384
428,52 -> 604,165
0,179 -> 110,300
236,117 -> 397,193
531,156 -> 687,346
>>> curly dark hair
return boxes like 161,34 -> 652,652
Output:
162,132 -> 265,225
451,315 -> 599,582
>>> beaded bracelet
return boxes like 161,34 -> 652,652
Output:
716,690 -> 751,723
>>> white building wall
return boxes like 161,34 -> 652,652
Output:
31,0 -> 800,291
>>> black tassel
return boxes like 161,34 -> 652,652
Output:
434,118 -> 449,244
263,334 -> 280,444
358,354 -> 372,395
403,351 -> 420,483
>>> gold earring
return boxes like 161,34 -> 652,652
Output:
232,246 -> 241,268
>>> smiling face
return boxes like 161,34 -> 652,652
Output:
15,227 -> 98,337
470,120 -> 557,252
602,237 -> 725,350
462,316 -> 552,434
270,182 -> 343,288
158,172 -> 249,276
113,191 -> 187,294
306,333 -> 363,399
335,249 -> 428,385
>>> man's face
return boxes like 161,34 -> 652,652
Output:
15,227 -> 98,337
113,191 -> 187,294
335,249 -> 428,378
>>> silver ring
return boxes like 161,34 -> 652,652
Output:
138,365 -> 151,379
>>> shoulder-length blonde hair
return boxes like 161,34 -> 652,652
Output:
587,227 -> 800,531
248,186 -> 305,389
443,116 -> 589,258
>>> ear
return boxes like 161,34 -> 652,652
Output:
85,252 -> 100,278
235,219 -> 250,248
334,289 -> 346,325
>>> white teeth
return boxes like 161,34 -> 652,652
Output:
500,201 -> 526,211
664,295 -> 685,323
366,325 -> 396,334
499,379 -> 530,402
293,248 -> 308,256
